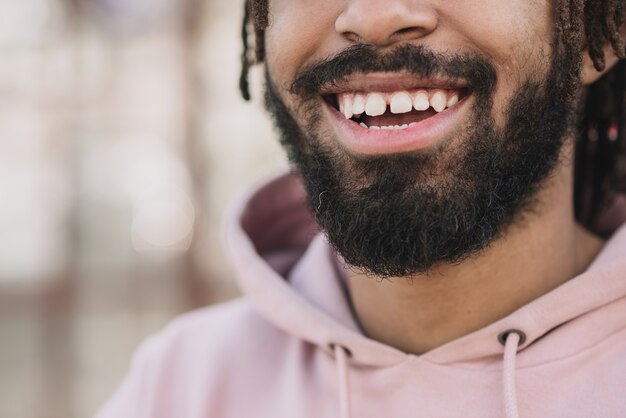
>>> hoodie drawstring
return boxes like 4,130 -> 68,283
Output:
499,330 -> 526,418
333,344 -> 352,418
333,331 -> 525,418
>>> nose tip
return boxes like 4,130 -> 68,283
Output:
336,1 -> 439,47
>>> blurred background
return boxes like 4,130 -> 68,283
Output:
0,1 -> 286,417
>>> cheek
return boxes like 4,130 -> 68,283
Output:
492,43 -> 553,127
265,0 -> 343,89
443,0 -> 552,72
442,0 -> 553,125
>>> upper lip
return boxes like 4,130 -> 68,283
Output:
319,73 -> 470,95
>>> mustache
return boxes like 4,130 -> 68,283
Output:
290,44 -> 497,99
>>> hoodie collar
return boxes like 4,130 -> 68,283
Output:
227,171 -> 626,367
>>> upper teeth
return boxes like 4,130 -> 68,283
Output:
390,92 -> 413,114
338,89 -> 460,119
364,93 -> 386,117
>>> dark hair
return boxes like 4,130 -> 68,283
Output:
239,0 -> 626,230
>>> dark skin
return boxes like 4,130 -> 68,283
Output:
262,0 -> 624,355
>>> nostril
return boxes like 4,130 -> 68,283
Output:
392,26 -> 430,42
397,27 -> 421,36
341,31 -> 361,44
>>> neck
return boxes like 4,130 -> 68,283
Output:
346,150 -> 605,355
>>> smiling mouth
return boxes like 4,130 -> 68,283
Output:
325,87 -> 470,130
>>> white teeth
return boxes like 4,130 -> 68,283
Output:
365,93 -> 387,117
430,90 -> 447,113
360,123 -> 411,131
447,94 -> 459,108
413,90 -> 430,111
339,89 -> 461,120
353,95 -> 366,116
342,95 -> 354,119
380,124 -> 411,130
390,92 -> 413,114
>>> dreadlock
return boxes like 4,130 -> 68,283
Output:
573,0 -> 626,232
239,0 -> 268,101
240,0 -> 626,233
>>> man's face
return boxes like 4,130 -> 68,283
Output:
261,1 -> 583,277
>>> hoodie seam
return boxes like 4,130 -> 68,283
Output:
420,323 -> 626,372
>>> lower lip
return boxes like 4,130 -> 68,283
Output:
325,96 -> 470,156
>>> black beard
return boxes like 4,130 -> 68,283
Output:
264,44 -> 579,278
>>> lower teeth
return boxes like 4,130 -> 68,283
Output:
360,122 -> 416,131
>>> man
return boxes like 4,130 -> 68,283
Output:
98,1 -> 626,417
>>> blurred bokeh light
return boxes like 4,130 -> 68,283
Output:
0,1 -> 286,417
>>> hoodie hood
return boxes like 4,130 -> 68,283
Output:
227,171 -> 626,369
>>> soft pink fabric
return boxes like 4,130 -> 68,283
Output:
96,172 -> 626,418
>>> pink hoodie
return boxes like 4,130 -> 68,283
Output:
96,172 -> 626,418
